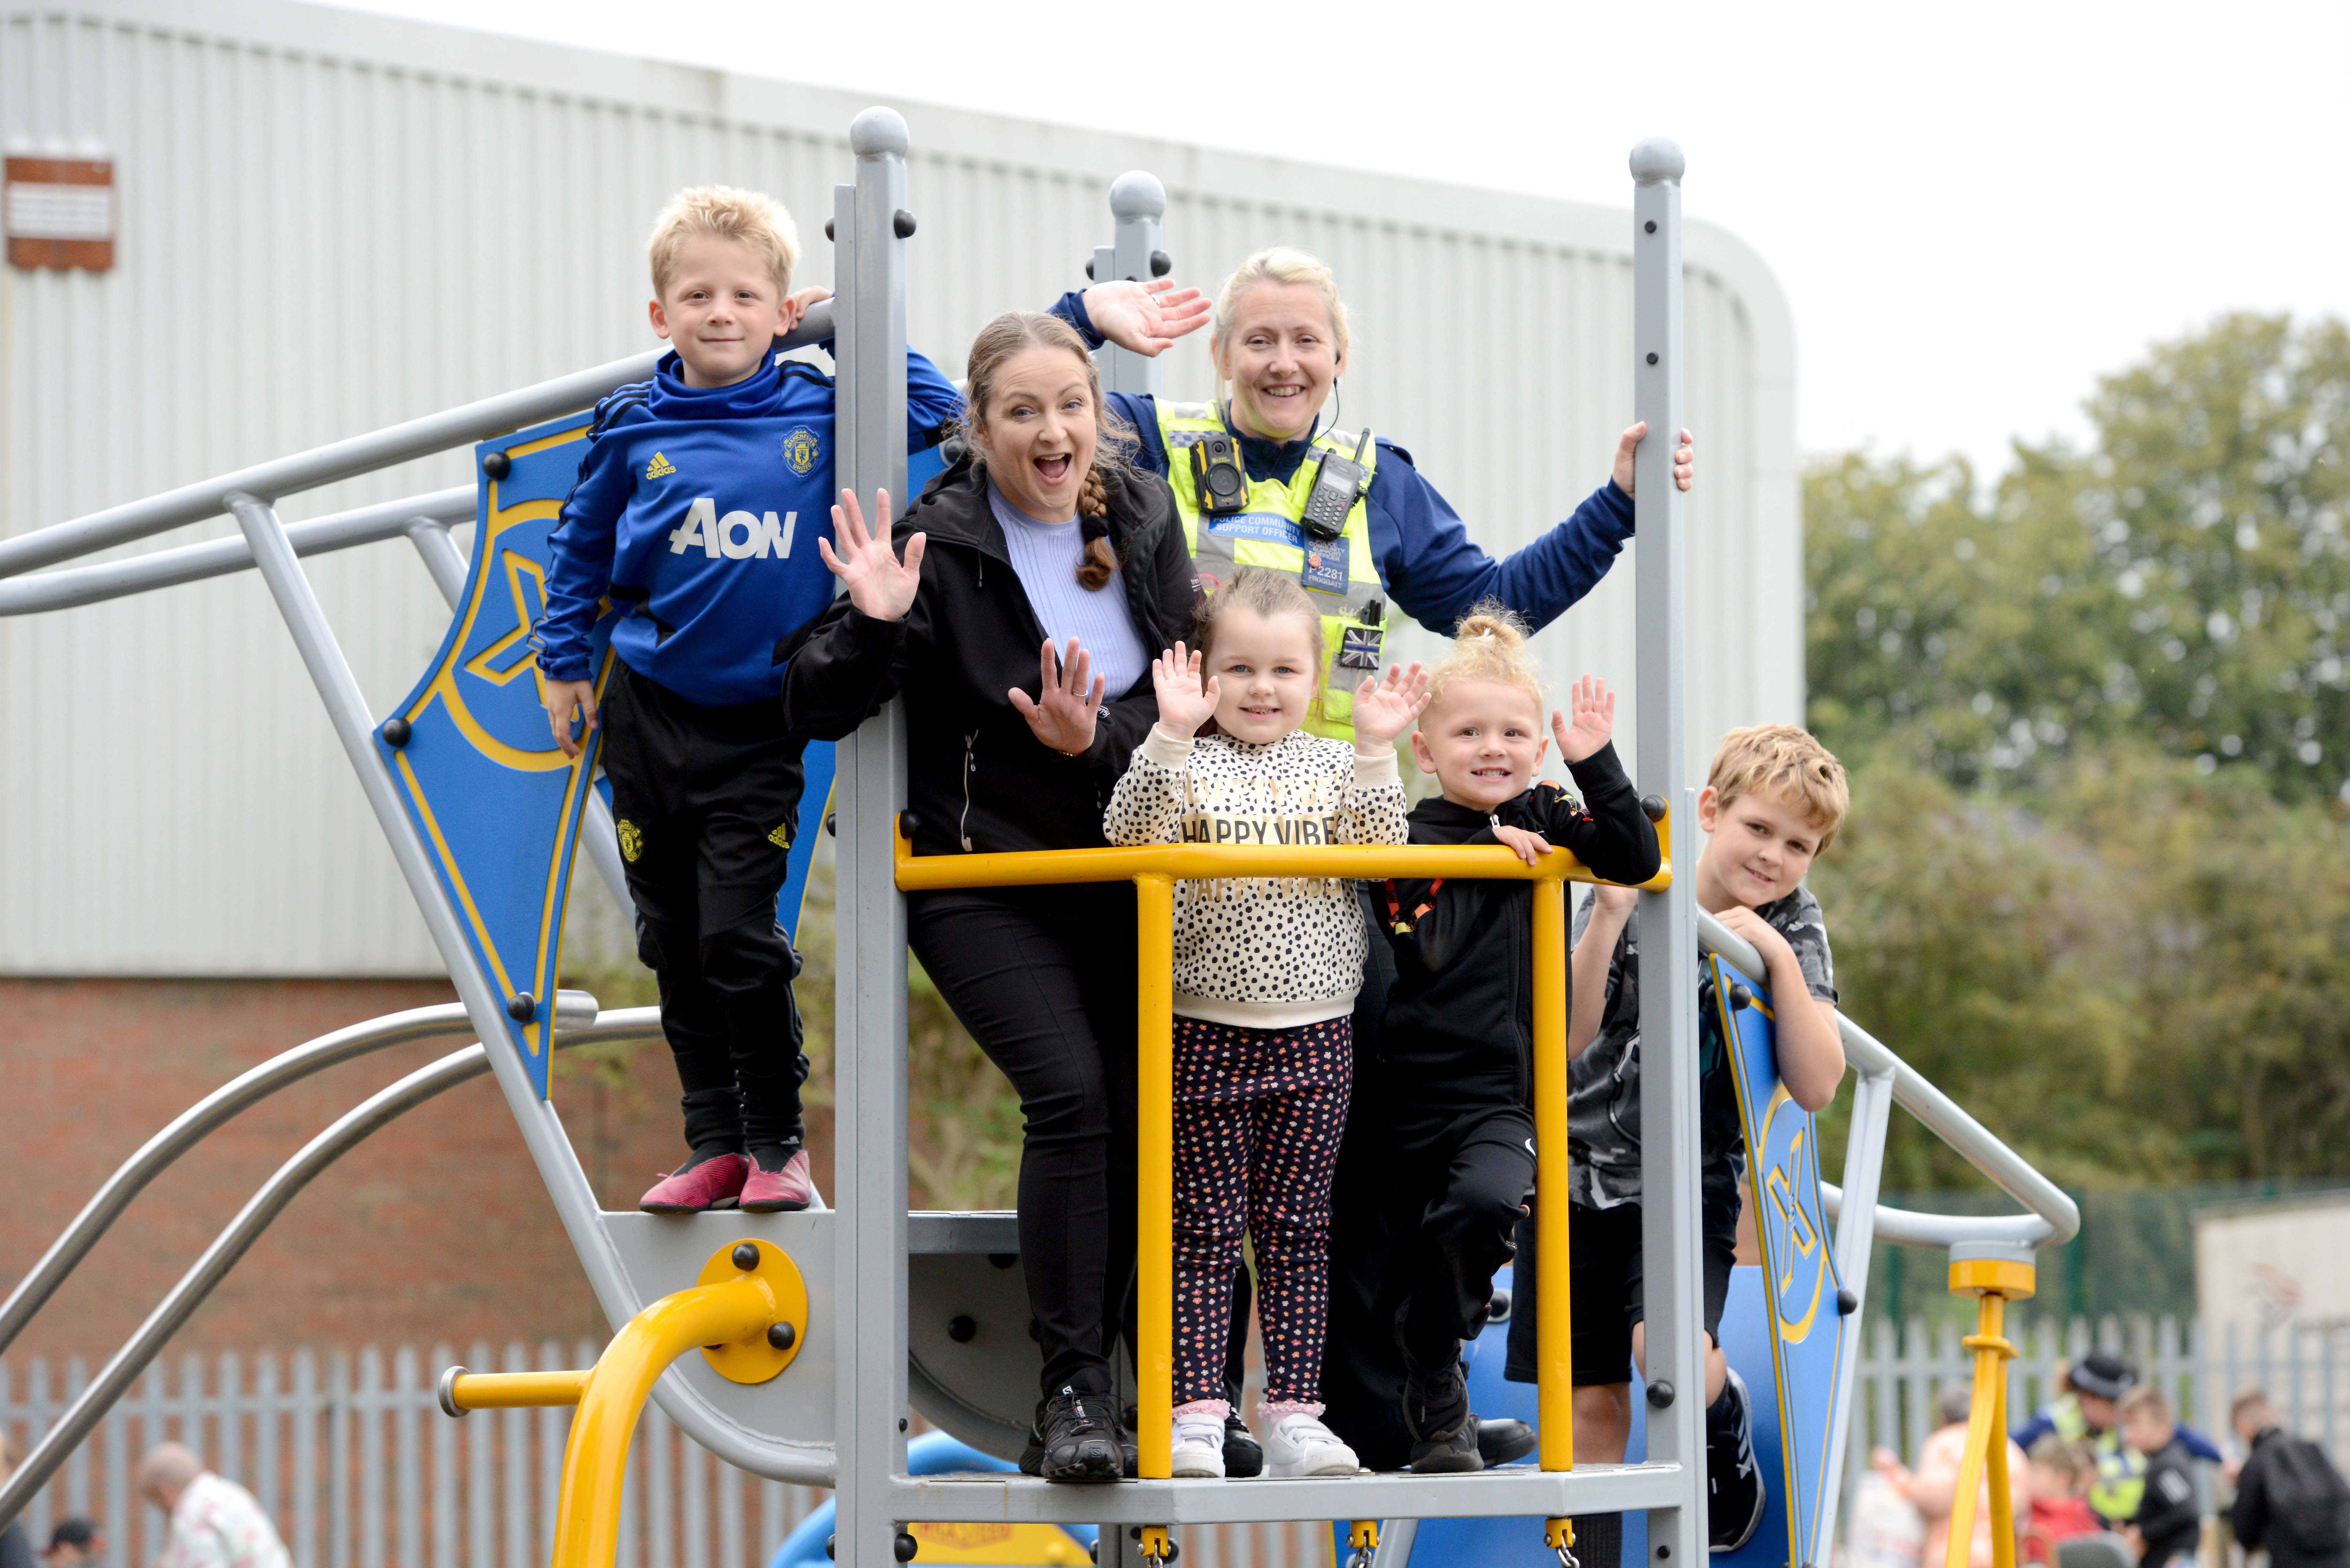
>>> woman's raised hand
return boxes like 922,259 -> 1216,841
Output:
1010,638 -> 1108,757
815,488 -> 923,621
1551,675 -> 1617,764
1150,643 -> 1220,739
1351,661 -> 1431,750
1080,279 -> 1211,358
1611,423 -> 1696,495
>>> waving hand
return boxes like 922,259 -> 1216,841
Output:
815,488 -> 923,621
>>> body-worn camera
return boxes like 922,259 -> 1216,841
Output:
1189,433 -> 1247,516
1302,428 -> 1374,541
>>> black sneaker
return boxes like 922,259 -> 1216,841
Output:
1477,1417 -> 1537,1467
1401,1358 -> 1483,1474
1705,1368 -> 1765,1551
1223,1413 -> 1264,1479
1018,1387 -> 1122,1484
1408,1410 -> 1484,1474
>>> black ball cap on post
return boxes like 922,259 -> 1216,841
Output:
1640,794 -> 1668,822
481,451 -> 512,480
732,1242 -> 760,1272
767,1321 -> 796,1350
1646,1379 -> 1675,1408
505,993 -> 535,1023
380,717 -> 412,748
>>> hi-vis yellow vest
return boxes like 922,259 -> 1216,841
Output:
2088,1422 -> 2148,1525
1155,400 -> 1386,740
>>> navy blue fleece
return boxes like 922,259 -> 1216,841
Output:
536,345 -> 960,706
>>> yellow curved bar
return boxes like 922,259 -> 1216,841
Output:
450,1370 -> 589,1410
550,1275 -> 776,1568
1532,877 -> 1574,1470
892,820 -> 1672,892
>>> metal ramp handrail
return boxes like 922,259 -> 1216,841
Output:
1694,907 -> 2081,1250
0,992 -> 600,1359
0,1006 -> 667,1526
0,311 -> 830,582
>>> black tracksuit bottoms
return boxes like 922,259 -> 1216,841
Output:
1388,1105 -> 1538,1372
599,661 -> 809,1155
906,883 -> 1138,1398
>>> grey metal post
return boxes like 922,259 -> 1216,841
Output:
1092,171 -> 1170,396
1630,137 -> 1708,1560
1821,1068 -> 1894,1544
831,106 -> 914,1568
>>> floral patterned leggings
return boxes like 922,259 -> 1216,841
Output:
1171,1014 -> 1352,1413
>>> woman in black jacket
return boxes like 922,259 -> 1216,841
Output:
784,311 -> 1194,1483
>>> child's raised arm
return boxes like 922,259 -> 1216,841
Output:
1336,662 -> 1427,848
1532,677 -> 1661,887
1102,645 -> 1211,847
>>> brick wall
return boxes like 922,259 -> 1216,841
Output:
0,977 -> 778,1362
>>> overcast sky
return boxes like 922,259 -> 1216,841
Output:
343,0 -> 2350,479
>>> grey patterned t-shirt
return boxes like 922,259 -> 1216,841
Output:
1566,885 -> 1837,1210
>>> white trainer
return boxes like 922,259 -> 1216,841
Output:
1263,1412 -> 1360,1479
1171,1412 -> 1226,1479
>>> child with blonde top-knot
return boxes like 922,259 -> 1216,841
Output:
1354,604 -> 1660,1473
1103,566 -> 1429,1481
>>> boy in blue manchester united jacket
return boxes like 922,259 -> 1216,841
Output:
533,185 -> 959,1215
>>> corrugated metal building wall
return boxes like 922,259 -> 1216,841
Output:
0,0 -> 1798,977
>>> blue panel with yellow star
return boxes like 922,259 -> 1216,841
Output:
1713,955 -> 1852,1568
375,413 -> 619,1097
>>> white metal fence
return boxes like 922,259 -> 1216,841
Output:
32,1318 -> 2325,1566
1853,1314 -> 2350,1466
0,1345 -> 1327,1568
0,1342 -> 824,1568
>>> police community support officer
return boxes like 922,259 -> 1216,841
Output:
1067,251 -> 1692,741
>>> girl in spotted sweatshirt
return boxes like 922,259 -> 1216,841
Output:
1103,566 -> 1428,1481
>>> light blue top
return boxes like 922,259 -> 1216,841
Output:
986,481 -> 1151,699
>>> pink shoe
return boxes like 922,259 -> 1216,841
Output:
740,1150 -> 813,1213
640,1152 -> 748,1213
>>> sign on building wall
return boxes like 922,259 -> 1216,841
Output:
2196,1193 -> 2350,1337
2196,1193 -> 2350,1433
4,145 -> 115,271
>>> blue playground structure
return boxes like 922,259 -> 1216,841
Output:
0,112 -> 2080,1568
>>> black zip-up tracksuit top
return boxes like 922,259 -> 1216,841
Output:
779,456 -> 1196,857
1376,743 -> 1660,1128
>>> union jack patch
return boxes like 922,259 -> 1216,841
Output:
1338,625 -> 1383,672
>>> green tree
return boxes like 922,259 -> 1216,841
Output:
2063,313 -> 2350,797
1808,313 -> 2350,798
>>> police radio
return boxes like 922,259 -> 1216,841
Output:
1302,427 -> 1373,541
1189,433 -> 1247,517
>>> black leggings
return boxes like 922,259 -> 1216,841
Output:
907,884 -> 1138,1398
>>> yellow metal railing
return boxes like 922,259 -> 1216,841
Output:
1941,1254 -> 2034,1568
438,1240 -> 808,1568
894,815 -> 1672,1482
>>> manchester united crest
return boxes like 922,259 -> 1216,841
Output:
782,426 -> 822,476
